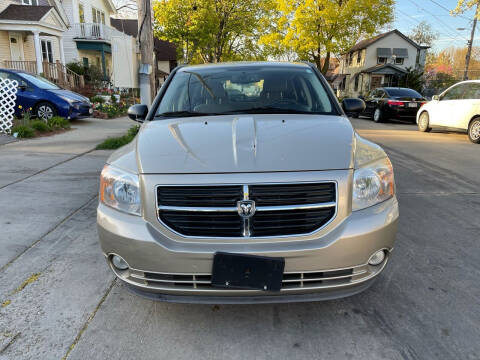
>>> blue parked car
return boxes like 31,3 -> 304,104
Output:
0,68 -> 92,121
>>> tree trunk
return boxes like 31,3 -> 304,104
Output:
321,51 -> 331,75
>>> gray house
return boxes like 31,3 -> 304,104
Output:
335,29 -> 429,97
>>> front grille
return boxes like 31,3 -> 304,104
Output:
129,267 -> 360,291
157,183 -> 336,238
250,183 -> 335,206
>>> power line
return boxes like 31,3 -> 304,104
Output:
397,8 -> 467,44
426,0 -> 470,21
405,0 -> 470,41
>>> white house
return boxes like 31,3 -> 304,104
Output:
335,29 -> 429,97
0,0 -> 137,88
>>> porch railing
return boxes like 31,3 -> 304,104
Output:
3,60 -> 37,73
73,23 -> 113,42
2,60 -> 85,90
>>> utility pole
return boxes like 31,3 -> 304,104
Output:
464,1 -> 479,81
138,0 -> 155,106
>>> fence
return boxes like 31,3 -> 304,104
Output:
0,78 -> 18,135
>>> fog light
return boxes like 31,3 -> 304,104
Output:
368,250 -> 386,266
112,255 -> 129,270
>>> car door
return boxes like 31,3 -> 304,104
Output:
364,89 -> 380,115
429,83 -> 466,127
452,82 -> 480,130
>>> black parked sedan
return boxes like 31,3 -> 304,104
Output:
355,87 -> 427,123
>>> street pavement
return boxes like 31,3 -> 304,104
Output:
0,116 -> 479,360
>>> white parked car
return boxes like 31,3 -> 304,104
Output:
417,80 -> 480,143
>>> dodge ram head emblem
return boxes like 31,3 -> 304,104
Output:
237,200 -> 256,218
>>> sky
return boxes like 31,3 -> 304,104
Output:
393,0 -> 478,52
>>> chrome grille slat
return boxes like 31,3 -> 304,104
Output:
156,182 -> 337,238
128,266 -> 359,291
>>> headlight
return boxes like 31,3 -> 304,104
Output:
352,157 -> 394,211
99,165 -> 141,216
58,95 -> 75,104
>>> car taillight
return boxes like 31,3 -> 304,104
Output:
420,102 -> 426,107
387,100 -> 405,106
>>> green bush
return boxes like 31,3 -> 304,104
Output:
96,125 -> 140,150
30,120 -> 51,132
47,116 -> 70,129
11,125 -> 35,138
66,61 -> 86,76
91,95 -> 105,104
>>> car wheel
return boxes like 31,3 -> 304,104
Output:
35,102 -> 56,121
373,108 -> 384,123
418,111 -> 432,132
468,118 -> 480,143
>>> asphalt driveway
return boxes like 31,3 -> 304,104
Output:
0,117 -> 479,359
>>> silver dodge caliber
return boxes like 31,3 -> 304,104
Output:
97,62 -> 398,303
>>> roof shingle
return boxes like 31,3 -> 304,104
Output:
0,5 -> 52,21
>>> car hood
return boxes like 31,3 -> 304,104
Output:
48,89 -> 90,103
135,114 -> 355,174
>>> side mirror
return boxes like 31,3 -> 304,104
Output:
18,85 -> 27,91
127,104 -> 148,122
432,95 -> 440,101
342,98 -> 366,113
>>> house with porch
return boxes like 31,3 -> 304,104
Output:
0,0 -> 138,89
61,0 -> 118,81
0,0 -> 83,87
335,29 -> 429,97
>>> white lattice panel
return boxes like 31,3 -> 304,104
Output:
0,79 -> 19,135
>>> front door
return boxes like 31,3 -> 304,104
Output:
431,83 -> 466,127
370,76 -> 382,90
9,34 -> 24,61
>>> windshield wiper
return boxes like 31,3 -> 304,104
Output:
155,111 -> 217,118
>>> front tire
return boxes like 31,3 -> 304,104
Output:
35,102 -> 56,121
373,108 -> 384,123
418,111 -> 432,132
468,118 -> 480,143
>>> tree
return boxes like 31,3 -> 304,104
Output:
259,0 -> 394,74
408,21 -> 439,47
452,0 -> 480,18
153,0 -> 273,63
399,67 -> 424,92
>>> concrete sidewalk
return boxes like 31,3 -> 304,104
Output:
0,117 -> 131,188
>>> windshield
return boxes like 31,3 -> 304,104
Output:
385,88 -> 422,98
18,73 -> 60,90
155,65 -> 336,117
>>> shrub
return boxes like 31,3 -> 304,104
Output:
96,125 -> 140,150
30,120 -> 51,132
47,116 -> 70,129
91,95 -> 105,104
66,61 -> 86,76
11,125 -> 35,138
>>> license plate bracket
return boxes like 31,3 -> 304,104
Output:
211,252 -> 285,291
408,102 -> 418,108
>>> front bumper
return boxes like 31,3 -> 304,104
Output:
97,193 -> 398,303
69,103 -> 93,119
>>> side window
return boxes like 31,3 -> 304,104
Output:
442,84 -> 466,101
463,83 -> 480,99
0,72 -> 26,87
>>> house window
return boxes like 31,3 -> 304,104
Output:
357,51 -> 362,65
22,0 -> 38,5
92,8 -> 106,24
41,40 -> 54,63
354,75 -> 360,92
349,53 -> 354,66
377,57 -> 387,64
395,57 -> 404,65
79,3 -> 85,23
